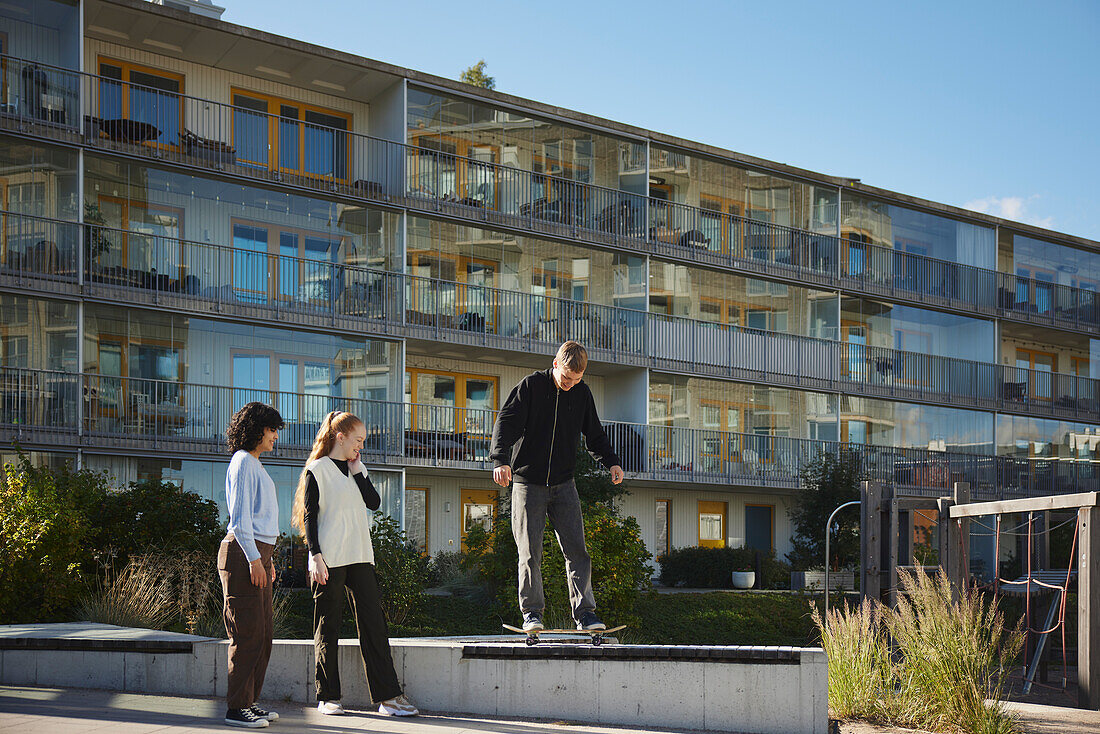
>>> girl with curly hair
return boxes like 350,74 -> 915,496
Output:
219,401 -> 284,729
291,410 -> 418,717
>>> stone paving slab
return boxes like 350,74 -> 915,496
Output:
0,623 -> 216,643
0,685 -> 722,734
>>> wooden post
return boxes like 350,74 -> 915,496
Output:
938,496 -> 954,586
1079,505 -> 1100,710
887,488 -> 899,609
949,482 -> 971,599
861,480 -> 882,604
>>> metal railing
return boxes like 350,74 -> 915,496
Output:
2,208 -> 1096,422
5,54 -> 1094,333
0,210 -> 80,292
2,366 -> 1096,498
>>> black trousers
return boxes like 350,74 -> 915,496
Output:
311,562 -> 402,703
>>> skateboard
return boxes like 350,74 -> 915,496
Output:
502,623 -> 626,646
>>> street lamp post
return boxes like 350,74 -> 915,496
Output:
824,500 -> 861,619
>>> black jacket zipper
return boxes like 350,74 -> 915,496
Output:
546,384 -> 560,485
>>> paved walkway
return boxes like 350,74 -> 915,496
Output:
2,685 -> 1098,734
0,686 -> 714,734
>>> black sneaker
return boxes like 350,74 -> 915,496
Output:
521,611 -> 545,631
224,707 -> 269,728
577,611 -> 606,630
250,704 -> 279,722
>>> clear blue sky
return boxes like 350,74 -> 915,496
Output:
220,0 -> 1100,241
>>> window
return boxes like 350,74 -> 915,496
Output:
231,89 -> 350,179
98,58 -> 184,147
405,487 -> 428,553
460,489 -> 497,552
1016,348 -> 1057,402
655,499 -> 671,558
405,368 -> 498,437
745,504 -> 774,553
1015,265 -> 1056,315
406,250 -> 500,330
94,196 -> 183,281
698,500 -> 727,548
231,220 -> 340,305
233,351 -> 333,420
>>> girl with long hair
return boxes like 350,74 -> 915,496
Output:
220,401 -> 284,729
292,410 -> 417,717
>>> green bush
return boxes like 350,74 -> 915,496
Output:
657,545 -> 790,589
371,512 -> 431,626
0,456 -> 91,622
463,499 -> 652,628
83,477 -> 222,564
0,453 -> 225,624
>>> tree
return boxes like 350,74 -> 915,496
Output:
787,448 -> 867,570
573,439 -> 629,510
460,60 -> 495,90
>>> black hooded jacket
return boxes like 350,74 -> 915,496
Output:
489,369 -> 621,486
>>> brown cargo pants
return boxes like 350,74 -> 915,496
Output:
218,534 -> 274,710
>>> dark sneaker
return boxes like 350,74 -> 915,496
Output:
521,611 -> 545,631
249,705 -> 278,722
577,611 -> 606,631
224,708 -> 269,728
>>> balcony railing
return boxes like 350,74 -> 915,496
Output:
2,366 -> 1095,498
4,54 -> 1094,333
0,210 -> 80,293
2,209 -> 1096,423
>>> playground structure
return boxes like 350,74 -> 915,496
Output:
857,481 -> 1100,710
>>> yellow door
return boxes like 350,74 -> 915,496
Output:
698,500 -> 727,548
460,489 -> 498,552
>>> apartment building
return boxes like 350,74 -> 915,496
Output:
2,0 -> 1098,571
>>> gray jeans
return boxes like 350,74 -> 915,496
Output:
511,478 -> 596,621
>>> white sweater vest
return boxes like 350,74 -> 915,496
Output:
309,457 -> 374,567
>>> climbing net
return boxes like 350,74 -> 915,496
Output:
922,508 -> 1079,697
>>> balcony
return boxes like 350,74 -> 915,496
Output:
2,209 -> 1097,424
3,54 -> 1095,334
2,367 -> 1094,500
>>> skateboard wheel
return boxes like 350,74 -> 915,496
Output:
525,636 -> 538,646
592,636 -> 603,646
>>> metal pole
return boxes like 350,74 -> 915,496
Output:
825,500 -> 861,619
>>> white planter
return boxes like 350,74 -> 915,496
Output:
731,571 -> 755,589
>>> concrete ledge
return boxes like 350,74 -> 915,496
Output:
0,624 -> 828,734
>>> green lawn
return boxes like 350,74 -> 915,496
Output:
277,588 -> 821,647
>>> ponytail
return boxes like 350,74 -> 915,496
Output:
291,410 -> 365,534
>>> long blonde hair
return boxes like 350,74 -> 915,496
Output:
291,410 -> 364,534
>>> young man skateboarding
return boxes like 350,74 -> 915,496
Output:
489,341 -> 624,632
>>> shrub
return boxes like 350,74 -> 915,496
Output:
463,498 -> 652,627
0,455 -> 90,622
657,545 -> 790,589
813,568 -> 1022,733
83,478 -> 222,565
371,512 -> 430,625
74,555 -> 176,630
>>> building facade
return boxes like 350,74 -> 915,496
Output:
2,0 -> 1099,569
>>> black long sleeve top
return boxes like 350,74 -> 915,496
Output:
303,458 -> 381,556
489,368 -> 621,486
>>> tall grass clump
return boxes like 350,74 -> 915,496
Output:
814,567 -> 1022,734
75,555 -> 175,630
888,568 -> 1022,734
810,599 -> 893,721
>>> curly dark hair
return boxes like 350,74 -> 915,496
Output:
225,402 -> 285,454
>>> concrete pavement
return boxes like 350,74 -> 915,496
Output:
0,685 -> 716,734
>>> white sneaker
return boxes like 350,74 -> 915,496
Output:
378,694 -> 419,716
317,700 -> 345,715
